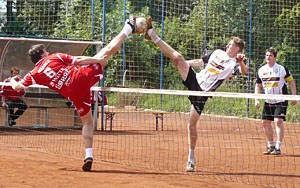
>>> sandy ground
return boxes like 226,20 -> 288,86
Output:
0,144 -> 261,188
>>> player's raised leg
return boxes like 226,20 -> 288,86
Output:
94,16 -> 149,67
145,17 -> 190,81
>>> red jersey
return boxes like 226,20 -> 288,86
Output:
21,53 -> 103,116
1,77 -> 25,101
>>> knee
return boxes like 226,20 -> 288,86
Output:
274,118 -> 283,125
173,53 -> 185,66
82,125 -> 93,139
262,120 -> 271,127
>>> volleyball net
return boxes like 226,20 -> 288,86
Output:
1,83 -> 300,188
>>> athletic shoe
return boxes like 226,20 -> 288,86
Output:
186,161 -> 195,172
126,15 -> 149,34
270,148 -> 281,155
263,146 -> 275,155
8,117 -> 16,127
82,157 -> 93,172
126,15 -> 137,33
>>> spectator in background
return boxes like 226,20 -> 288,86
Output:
255,47 -> 298,155
1,66 -> 28,126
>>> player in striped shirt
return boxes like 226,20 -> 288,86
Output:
255,47 -> 297,155
145,18 -> 247,171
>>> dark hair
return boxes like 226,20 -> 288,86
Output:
231,36 -> 245,53
28,44 -> 46,63
266,47 -> 277,57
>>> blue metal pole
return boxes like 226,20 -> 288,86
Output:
91,0 -> 95,42
159,0 -> 165,108
202,0 -> 208,56
102,0 -> 106,44
90,0 -> 98,130
99,0 -> 107,131
122,0 -> 127,85
247,0 -> 253,118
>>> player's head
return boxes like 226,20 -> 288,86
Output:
231,36 -> 245,52
28,44 -> 49,64
10,66 -> 20,76
226,36 -> 245,55
266,47 -> 277,57
265,47 -> 277,64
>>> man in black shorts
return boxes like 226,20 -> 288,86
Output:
145,17 -> 248,171
255,47 -> 298,155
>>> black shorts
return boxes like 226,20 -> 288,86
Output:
262,101 -> 288,121
182,67 -> 208,115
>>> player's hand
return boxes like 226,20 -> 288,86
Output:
236,53 -> 246,62
255,100 -> 260,109
291,100 -> 298,106
12,75 -> 21,82
11,76 -> 23,91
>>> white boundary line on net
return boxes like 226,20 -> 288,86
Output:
91,86 -> 300,101
1,82 -> 299,101
0,37 -> 103,45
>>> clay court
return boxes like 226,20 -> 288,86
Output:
0,144 -> 262,188
1,107 -> 299,188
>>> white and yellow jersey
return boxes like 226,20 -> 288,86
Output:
256,63 -> 293,104
196,49 -> 239,91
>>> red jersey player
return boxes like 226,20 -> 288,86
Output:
1,66 -> 28,126
11,16 -> 150,171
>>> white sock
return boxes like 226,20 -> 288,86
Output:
147,29 -> 161,44
121,24 -> 132,37
85,148 -> 93,159
188,149 -> 195,163
267,141 -> 275,148
275,141 -> 282,150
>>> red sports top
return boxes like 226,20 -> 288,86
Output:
20,53 -> 103,116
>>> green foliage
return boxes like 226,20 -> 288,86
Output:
52,0 -> 102,40
1,0 -> 299,121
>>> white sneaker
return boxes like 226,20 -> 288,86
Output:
186,161 -> 195,172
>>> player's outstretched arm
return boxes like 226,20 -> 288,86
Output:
186,59 -> 204,68
73,55 -> 108,66
11,76 -> 26,91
